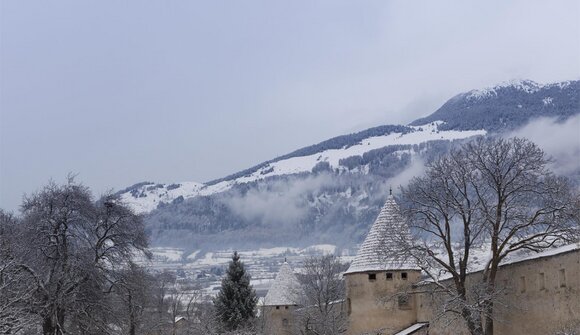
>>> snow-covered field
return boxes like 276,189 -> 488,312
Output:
139,241 -> 580,299
140,235 -> 580,303
139,244 -> 355,298
119,121 -> 485,214
150,247 -> 184,262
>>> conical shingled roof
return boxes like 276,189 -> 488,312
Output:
264,262 -> 303,306
344,195 -> 418,275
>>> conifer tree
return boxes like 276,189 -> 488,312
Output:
213,251 -> 257,331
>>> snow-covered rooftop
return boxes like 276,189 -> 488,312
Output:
264,262 -> 303,306
345,195 -> 419,275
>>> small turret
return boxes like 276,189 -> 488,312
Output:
344,194 -> 421,335
263,261 -> 303,335
345,194 -> 417,275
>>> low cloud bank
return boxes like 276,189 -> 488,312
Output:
224,156 -> 427,229
387,157 -> 426,192
507,115 -> 580,176
225,173 -> 335,225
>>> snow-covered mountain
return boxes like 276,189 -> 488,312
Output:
411,79 -> 579,131
117,79 -> 579,249
458,79 -> 571,99
120,122 -> 485,214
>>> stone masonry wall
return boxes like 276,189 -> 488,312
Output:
416,249 -> 580,335
345,270 -> 422,335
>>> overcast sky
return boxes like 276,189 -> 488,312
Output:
1,1 -> 579,211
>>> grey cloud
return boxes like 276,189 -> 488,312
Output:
507,115 -> 580,176
2,1 -> 579,211
224,174 -> 335,225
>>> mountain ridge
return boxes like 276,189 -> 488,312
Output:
411,79 -> 579,131
119,79 -> 579,214
116,79 -> 579,249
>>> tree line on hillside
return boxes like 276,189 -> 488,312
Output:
410,80 -> 580,132
144,139 -> 461,249
206,125 -> 413,186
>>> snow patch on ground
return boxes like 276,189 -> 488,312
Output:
465,79 -> 572,101
194,252 -> 232,266
151,247 -> 184,262
241,247 -> 299,258
304,244 -> 337,255
186,250 -> 201,260
119,181 -> 204,214
138,244 -> 351,298
467,79 -> 543,100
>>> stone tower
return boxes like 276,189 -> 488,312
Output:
262,261 -> 303,335
344,194 -> 421,335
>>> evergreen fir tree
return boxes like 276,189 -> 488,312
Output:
213,251 -> 258,331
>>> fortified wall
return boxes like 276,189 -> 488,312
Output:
416,245 -> 580,335
263,195 -> 580,335
343,195 -> 579,335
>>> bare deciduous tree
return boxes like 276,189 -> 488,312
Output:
0,210 -> 39,334
110,261 -> 155,335
168,283 -> 202,335
3,178 -> 149,335
295,255 -> 349,335
397,137 -> 579,335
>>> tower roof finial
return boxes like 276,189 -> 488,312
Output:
389,185 -> 392,196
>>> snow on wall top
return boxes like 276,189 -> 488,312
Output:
394,322 -> 429,335
418,242 -> 580,284
345,195 -> 419,275
264,262 -> 303,306
510,242 -> 579,263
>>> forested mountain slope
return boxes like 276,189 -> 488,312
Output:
117,79 -> 579,249
411,80 -> 579,131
